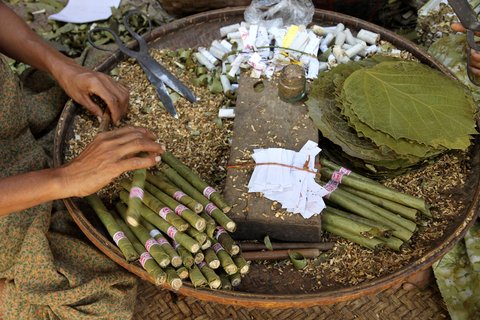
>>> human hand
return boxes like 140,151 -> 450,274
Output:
58,126 -> 165,198
52,60 -> 129,125
451,22 -> 480,76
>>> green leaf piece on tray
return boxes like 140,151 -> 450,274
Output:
264,235 -> 273,251
342,60 -> 477,150
288,251 -> 308,270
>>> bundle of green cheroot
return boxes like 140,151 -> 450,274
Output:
319,158 -> 430,251
306,56 -> 477,173
86,151 -> 248,290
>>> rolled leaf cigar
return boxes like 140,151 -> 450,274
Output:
141,220 -> 183,268
340,185 -> 418,222
204,248 -> 221,269
200,212 -> 217,238
338,187 -> 417,233
233,255 -> 250,275
112,211 -> 166,285
85,195 -> 138,262
189,264 -> 208,287
194,252 -> 205,264
228,272 -> 242,287
160,167 -> 236,232
214,227 -> 239,255
219,272 -> 233,290
176,266 -> 189,280
321,167 -> 431,217
147,173 -> 203,213
322,211 -> 380,239
121,181 -> 189,231
165,267 -> 183,290
125,168 -> 147,227
186,227 -> 207,246
161,152 -> 231,213
173,241 -> 195,268
211,240 -> 238,275
238,241 -> 335,252
325,207 -> 392,237
145,182 -> 206,232
120,192 -> 200,253
323,223 -> 385,251
326,188 -> 413,242
116,203 -> 170,267
197,261 -> 221,289
242,248 -> 322,260
377,235 -> 404,251
201,239 -> 212,250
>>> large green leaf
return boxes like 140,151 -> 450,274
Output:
338,83 -> 443,158
343,61 -> 477,150
306,59 -> 419,170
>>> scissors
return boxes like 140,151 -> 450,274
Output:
88,10 -> 197,118
449,0 -> 480,85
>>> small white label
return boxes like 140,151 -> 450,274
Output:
205,203 -> 217,215
202,186 -> 216,199
167,226 -> 177,239
159,207 -> 172,219
175,205 -> 188,216
112,231 -> 126,245
212,243 -> 224,254
149,229 -> 161,238
129,187 -> 144,200
173,191 -> 186,201
215,227 -> 227,240
140,252 -> 152,267
145,238 -> 158,252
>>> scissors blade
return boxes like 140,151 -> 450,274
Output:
448,0 -> 480,30
139,62 -> 179,119
141,56 -> 198,103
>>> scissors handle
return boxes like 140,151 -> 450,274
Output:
87,10 -> 152,59
122,10 -> 152,54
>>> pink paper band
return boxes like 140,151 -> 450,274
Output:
112,231 -> 126,246
173,191 -> 186,201
129,187 -> 144,200
140,252 -> 152,268
205,203 -> 217,215
145,238 -> 158,252
167,226 -> 177,239
203,186 -> 216,199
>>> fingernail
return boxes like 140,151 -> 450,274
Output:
97,116 -> 102,123
155,156 -> 162,163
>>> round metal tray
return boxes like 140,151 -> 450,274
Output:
54,7 -> 480,308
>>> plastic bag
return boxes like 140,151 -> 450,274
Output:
244,0 -> 314,28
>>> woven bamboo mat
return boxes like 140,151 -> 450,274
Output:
133,280 -> 449,320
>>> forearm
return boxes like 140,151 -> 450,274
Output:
0,2 -> 74,79
0,167 -> 68,217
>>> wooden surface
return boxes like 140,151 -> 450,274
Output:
223,75 -> 322,242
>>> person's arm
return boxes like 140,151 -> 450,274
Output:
451,23 -> 480,77
0,127 -> 165,216
0,1 -> 127,124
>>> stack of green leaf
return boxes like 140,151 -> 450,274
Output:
306,56 -> 478,173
